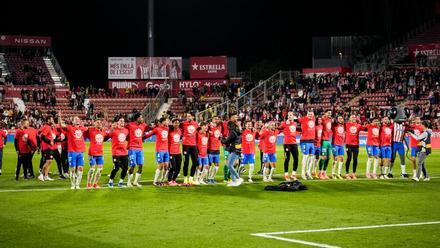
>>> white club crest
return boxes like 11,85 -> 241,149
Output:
308,120 -> 315,129
95,134 -> 104,143
384,128 -> 391,135
289,125 -> 296,133
74,129 -> 83,139
350,126 -> 357,134
337,126 -> 344,134
269,135 -> 276,143
372,128 -> 379,136
201,137 -> 208,145
326,122 -> 331,130
173,134 -> 180,143
118,133 -> 126,142
246,134 -> 253,142
161,130 -> 168,139
188,125 -> 195,134
214,130 -> 221,138
134,128 -> 143,138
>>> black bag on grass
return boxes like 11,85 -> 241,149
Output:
264,181 -> 307,192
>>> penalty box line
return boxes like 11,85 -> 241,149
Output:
251,221 -> 440,248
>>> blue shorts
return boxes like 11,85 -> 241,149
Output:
392,142 -> 405,156
263,153 -> 277,163
300,142 -> 315,155
411,147 -> 418,157
242,154 -> 255,164
332,145 -> 345,156
129,149 -> 145,166
208,154 -> 220,164
366,145 -> 379,157
314,147 -> 321,156
89,156 -> 104,166
198,156 -> 209,166
68,152 -> 85,168
380,146 -> 392,159
155,151 -> 170,164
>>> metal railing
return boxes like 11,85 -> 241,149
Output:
195,70 -> 299,122
47,49 -> 68,85
141,84 -> 169,123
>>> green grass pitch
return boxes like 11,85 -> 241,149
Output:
0,142 -> 439,248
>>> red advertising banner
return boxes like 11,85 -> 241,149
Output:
0,35 -> 52,47
189,56 -> 228,79
302,67 -> 352,74
108,57 -> 182,80
407,43 -> 440,61
108,79 -> 228,96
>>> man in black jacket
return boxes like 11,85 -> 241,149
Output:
221,116 -> 243,187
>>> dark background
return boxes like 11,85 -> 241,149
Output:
1,0 -> 437,86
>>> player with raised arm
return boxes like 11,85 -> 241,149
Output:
379,117 -> 393,179
145,117 -> 170,186
365,118 -> 381,179
195,122 -> 209,185
167,118 -> 182,186
298,110 -> 316,180
259,121 -> 279,182
278,112 -> 299,181
207,117 -> 222,184
345,115 -> 362,179
181,112 -> 199,185
241,121 -> 257,182
85,119 -> 108,189
108,116 -> 129,188
331,115 -> 346,180
60,115 -> 88,189
126,113 -> 149,187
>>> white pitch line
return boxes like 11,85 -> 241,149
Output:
252,233 -> 340,248
251,221 -> 440,247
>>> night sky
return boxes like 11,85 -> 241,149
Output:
1,0 -> 437,86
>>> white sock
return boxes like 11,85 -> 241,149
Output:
127,173 -> 133,184
153,169 -> 161,183
338,161 -> 343,175
269,167 -> 276,179
87,168 -> 95,185
119,179 -> 124,184
163,170 -> 169,182
383,167 -> 389,174
400,164 -> 406,174
301,156 -> 308,176
94,168 -> 102,185
213,166 -> 219,179
307,156 -> 314,175
202,168 -> 208,180
366,158 -> 372,174
412,169 -> 417,176
108,179 -> 113,184
76,170 -> 83,186
249,164 -> 254,179
373,159 -> 378,174
69,171 -> 76,186
263,167 -> 268,179
134,173 -> 141,184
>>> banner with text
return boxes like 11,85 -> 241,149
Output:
189,56 -> 228,79
0,35 -> 52,47
407,43 -> 440,67
108,57 -> 182,80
